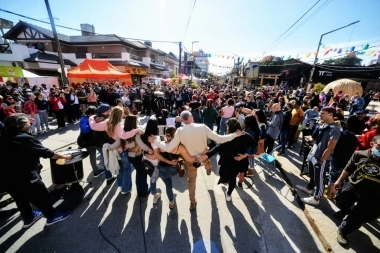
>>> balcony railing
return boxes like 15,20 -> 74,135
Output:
151,58 -> 164,65
92,53 -> 121,59
130,54 -> 143,62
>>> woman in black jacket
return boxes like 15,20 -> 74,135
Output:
198,118 -> 255,201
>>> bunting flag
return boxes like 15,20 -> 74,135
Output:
350,46 -> 355,52
287,55 -> 291,60
362,44 -> 369,50
337,48 -> 342,54
334,48 -> 337,52
306,53 -> 311,58
324,50 -> 329,56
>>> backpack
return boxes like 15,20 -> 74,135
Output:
332,130 -> 360,167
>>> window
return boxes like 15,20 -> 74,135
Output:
77,47 -> 88,53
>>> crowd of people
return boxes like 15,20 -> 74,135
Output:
0,80 -> 379,246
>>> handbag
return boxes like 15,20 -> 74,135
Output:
142,156 -> 155,176
255,139 -> 265,155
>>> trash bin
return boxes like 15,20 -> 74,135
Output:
50,149 -> 89,184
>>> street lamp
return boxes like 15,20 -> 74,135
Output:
191,41 -> 199,82
307,20 -> 360,91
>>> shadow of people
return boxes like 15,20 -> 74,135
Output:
236,173 -> 322,252
0,227 -> 27,252
190,212 -> 207,253
207,190 -> 223,252
144,199 -> 163,251
162,211 -> 191,252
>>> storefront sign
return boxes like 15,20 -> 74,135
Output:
148,69 -> 161,74
125,66 -> 147,75
0,66 -> 23,77
318,71 -> 332,77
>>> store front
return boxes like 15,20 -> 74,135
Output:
125,66 -> 148,85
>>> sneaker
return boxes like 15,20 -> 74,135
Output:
121,190 -> 131,195
153,193 -> 161,204
45,211 -> 71,226
246,169 -> 254,177
225,190 -> 231,201
296,185 -> 313,195
37,130 -> 43,134
301,196 -> 320,205
93,169 -> 105,178
237,182 -> 243,189
106,177 -> 116,185
23,211 -> 43,228
277,152 -> 285,156
46,128 -> 50,131
336,230 -> 348,245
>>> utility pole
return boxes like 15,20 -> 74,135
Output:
44,0 -> 68,87
307,20 -> 360,91
178,42 -> 182,74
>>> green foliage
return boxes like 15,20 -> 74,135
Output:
313,83 -> 326,93
260,55 -> 284,66
322,55 -> 363,66
170,71 -> 175,78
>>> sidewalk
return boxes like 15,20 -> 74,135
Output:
0,121 -> 378,253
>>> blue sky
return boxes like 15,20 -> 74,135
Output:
1,0 -> 380,73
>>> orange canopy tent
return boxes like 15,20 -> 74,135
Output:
67,59 -> 132,85
68,59 -> 130,78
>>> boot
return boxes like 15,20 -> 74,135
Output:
246,168 -> 255,177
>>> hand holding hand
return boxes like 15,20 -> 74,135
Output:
234,153 -> 246,161
197,154 -> 208,163
169,160 -> 178,166
137,129 -> 144,135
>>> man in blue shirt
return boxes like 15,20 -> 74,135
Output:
303,106 -> 320,129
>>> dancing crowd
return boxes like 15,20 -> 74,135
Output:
0,80 -> 379,246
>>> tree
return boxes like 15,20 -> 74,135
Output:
322,54 -> 363,66
260,55 -> 284,66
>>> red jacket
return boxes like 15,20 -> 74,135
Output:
50,97 -> 66,111
358,128 -> 380,150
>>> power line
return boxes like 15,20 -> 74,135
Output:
182,0 -> 197,41
0,8 -> 179,44
263,0 -> 321,54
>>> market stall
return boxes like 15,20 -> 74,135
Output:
67,59 -> 132,85
0,66 -> 59,88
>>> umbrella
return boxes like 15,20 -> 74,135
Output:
323,79 -> 363,99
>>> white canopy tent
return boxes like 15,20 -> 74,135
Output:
22,69 -> 59,88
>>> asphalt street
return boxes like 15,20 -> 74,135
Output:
0,116 -> 379,253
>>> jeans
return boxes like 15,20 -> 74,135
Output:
96,147 -> 113,180
129,155 -> 149,196
162,177 -> 174,202
219,117 -> 230,135
118,151 -> 134,192
38,110 -> 49,130
27,113 -> 41,133
279,130 -> 288,153
329,165 -> 343,184
86,146 -> 99,173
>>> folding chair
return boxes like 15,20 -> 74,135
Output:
255,145 -> 281,177
158,125 -> 166,141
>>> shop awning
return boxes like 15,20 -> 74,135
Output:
150,63 -> 169,71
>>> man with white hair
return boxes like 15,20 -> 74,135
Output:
265,103 -> 284,153
148,110 -> 242,211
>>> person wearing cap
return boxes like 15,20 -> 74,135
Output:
148,110 -> 243,211
346,110 -> 369,135
296,107 -> 341,206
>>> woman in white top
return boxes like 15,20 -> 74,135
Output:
139,118 -> 180,204
219,98 -> 235,135
70,88 -> 80,121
